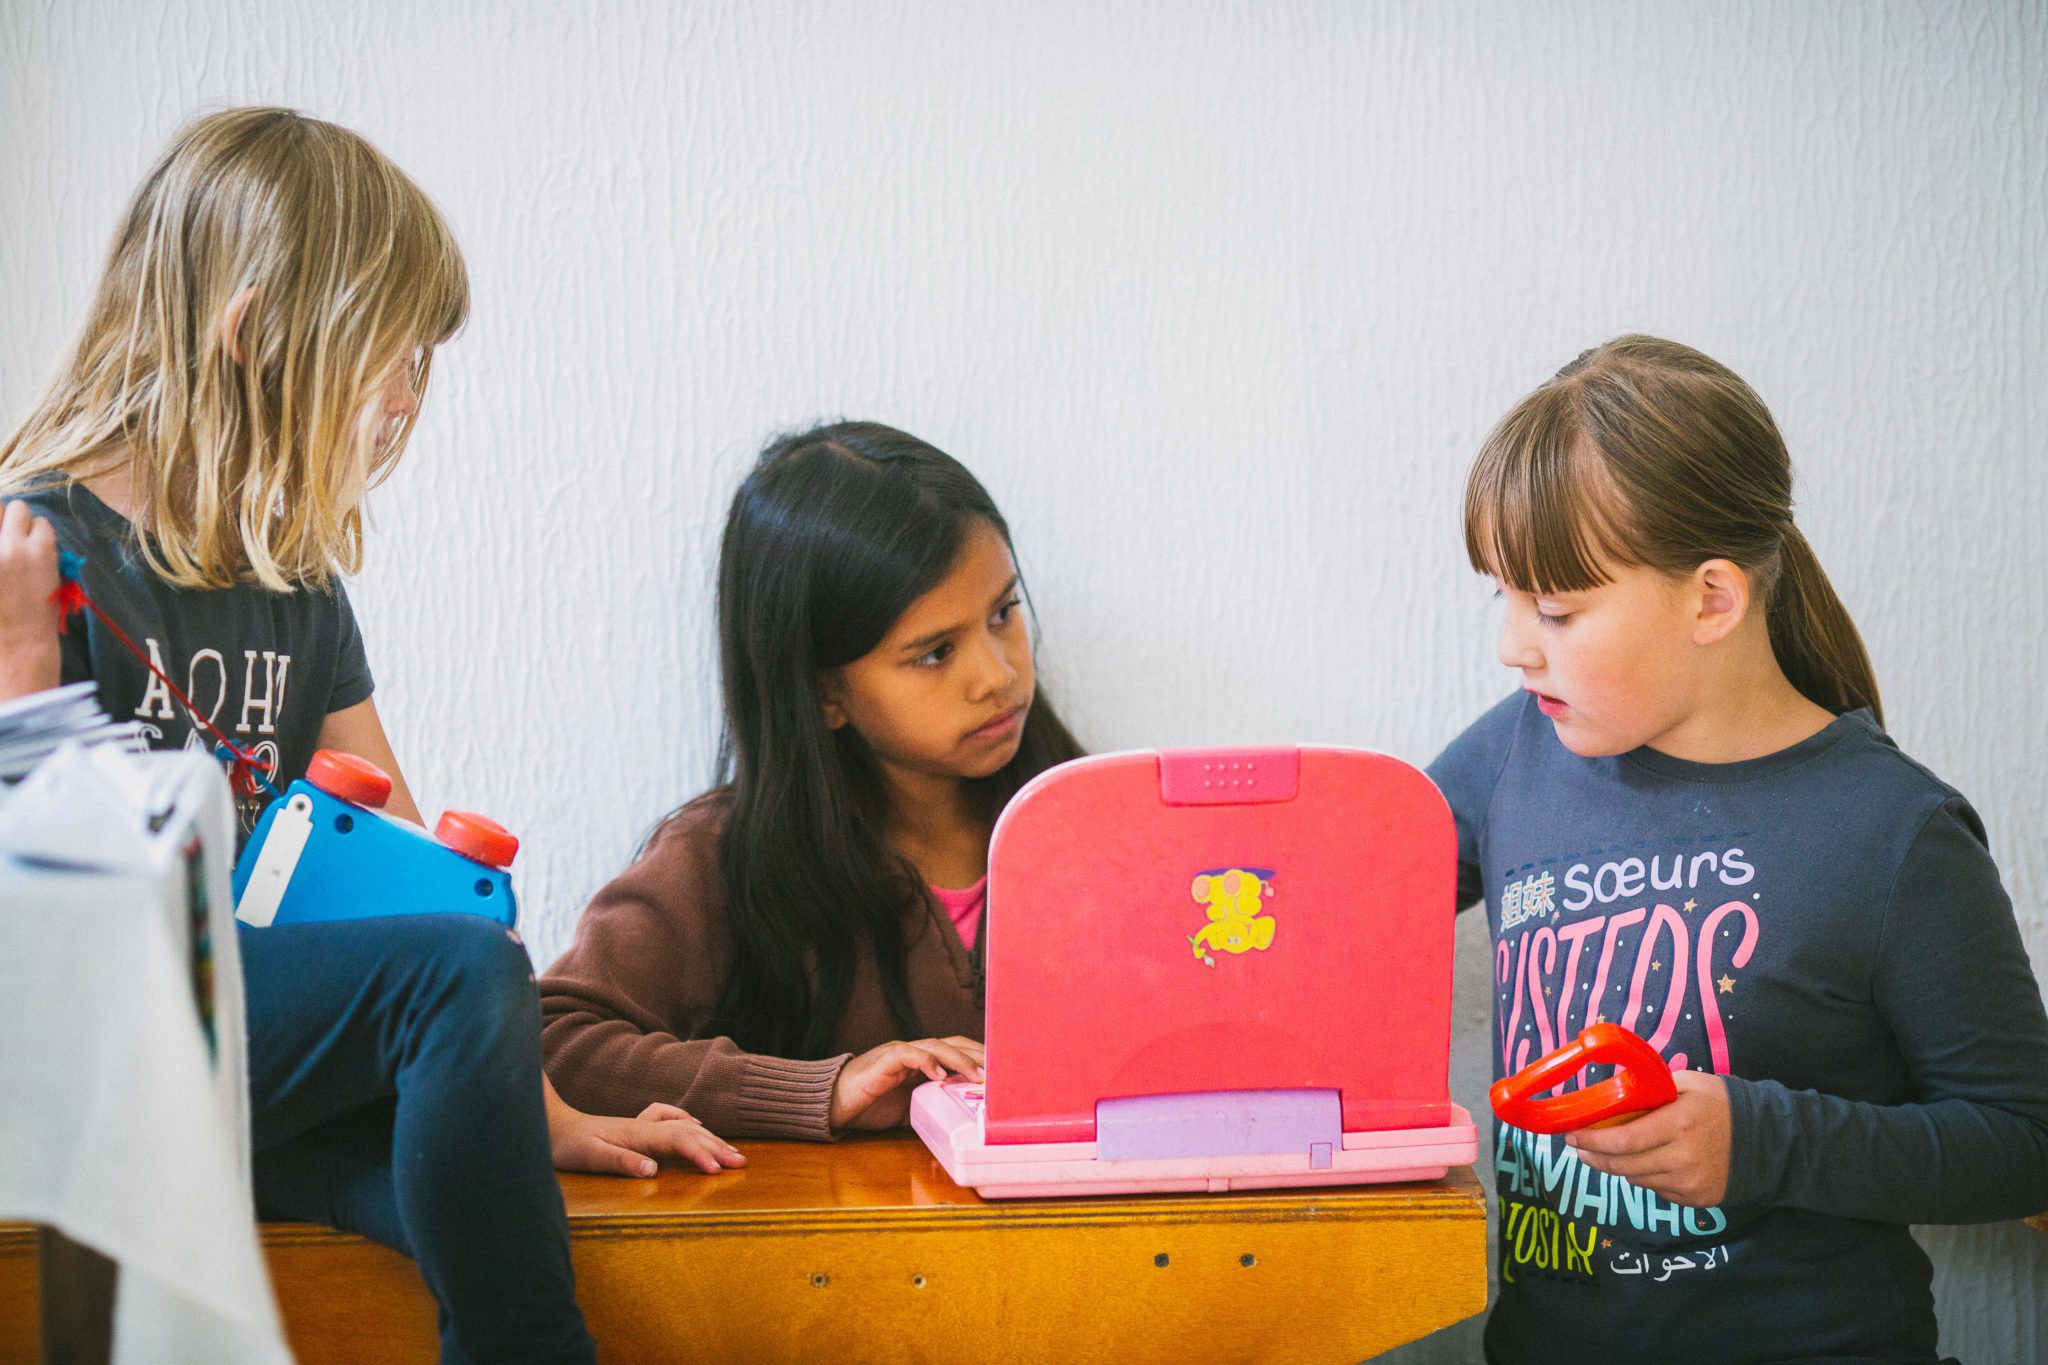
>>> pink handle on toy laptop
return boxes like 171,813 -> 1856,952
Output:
1158,748 -> 1300,805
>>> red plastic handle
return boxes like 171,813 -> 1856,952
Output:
436,810 -> 520,870
1489,1023 -> 1679,1135
305,749 -> 394,809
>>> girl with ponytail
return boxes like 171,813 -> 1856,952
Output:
1430,336 -> 2048,1363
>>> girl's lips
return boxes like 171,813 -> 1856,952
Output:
1529,689 -> 1568,718
968,705 -> 1025,742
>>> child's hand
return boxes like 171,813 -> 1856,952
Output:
549,1101 -> 747,1178
830,1036 -> 985,1133
1568,1070 -> 1732,1208
0,500 -> 62,701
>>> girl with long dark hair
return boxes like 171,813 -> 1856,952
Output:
541,422 -> 1084,1138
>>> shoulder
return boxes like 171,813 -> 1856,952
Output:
3,479 -> 80,519
1850,717 -> 1968,805
565,790 -> 738,961
1427,690 -> 1540,796
1778,715 -> 2001,929
646,789 -> 733,851
626,789 -> 735,894
4,481 -> 125,556
1857,749 -> 2014,974
1819,712 -> 1978,843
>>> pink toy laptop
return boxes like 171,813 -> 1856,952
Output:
911,746 -> 1477,1198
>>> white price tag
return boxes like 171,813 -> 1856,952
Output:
233,793 -> 314,927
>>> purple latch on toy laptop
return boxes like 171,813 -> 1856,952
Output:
1096,1088 -> 1340,1166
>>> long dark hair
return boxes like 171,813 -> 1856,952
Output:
708,421 -> 1085,1056
1464,334 -> 1882,725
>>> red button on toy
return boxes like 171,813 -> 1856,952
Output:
436,810 -> 520,869
1489,1022 -> 1679,1135
306,749 -> 394,809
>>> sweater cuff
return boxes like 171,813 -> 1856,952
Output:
1720,1073 -> 1772,1209
733,1053 -> 851,1142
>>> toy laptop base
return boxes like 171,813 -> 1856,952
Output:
911,1080 -> 1477,1199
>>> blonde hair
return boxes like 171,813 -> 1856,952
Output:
1464,334 -> 1883,727
0,107 -> 468,590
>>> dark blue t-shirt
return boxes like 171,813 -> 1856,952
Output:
1429,690 -> 2048,1365
9,481 -> 374,834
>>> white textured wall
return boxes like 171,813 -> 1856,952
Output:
4,3 -> 2043,1358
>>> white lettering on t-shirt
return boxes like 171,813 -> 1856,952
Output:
134,637 -> 177,720
238,649 -> 291,735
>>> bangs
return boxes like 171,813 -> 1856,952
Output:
1462,387 -> 1638,595
386,176 -> 470,350
414,211 -> 470,345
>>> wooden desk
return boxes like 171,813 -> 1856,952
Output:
4,1137 -> 1487,1364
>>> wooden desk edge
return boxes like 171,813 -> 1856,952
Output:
3,1166 -> 1487,1252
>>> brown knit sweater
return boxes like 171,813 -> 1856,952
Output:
538,793 -> 985,1141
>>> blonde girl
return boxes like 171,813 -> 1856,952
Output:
0,108 -> 739,1364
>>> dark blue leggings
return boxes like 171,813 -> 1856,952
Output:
239,914 -> 597,1365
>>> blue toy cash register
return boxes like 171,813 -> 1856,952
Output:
232,750 -> 519,929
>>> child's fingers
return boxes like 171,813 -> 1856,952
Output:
1575,1150 -> 1714,1206
0,498 -> 29,545
691,1131 -> 747,1172
635,1102 -> 696,1123
627,1101 -> 743,1159
941,1036 -> 986,1065
24,513 -> 54,563
1573,1144 -> 1676,1183
0,505 -> 58,586
582,1137 -> 660,1179
657,1132 -> 724,1176
909,1038 -> 984,1079
1568,1109 -> 1681,1158
880,1044 -> 948,1086
627,1115 -> 745,1170
849,1040 -> 978,1107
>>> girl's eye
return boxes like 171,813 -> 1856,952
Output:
991,596 -> 1021,626
914,642 -> 954,668
1537,609 -> 1573,627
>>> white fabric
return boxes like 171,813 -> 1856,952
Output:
0,746 -> 290,1364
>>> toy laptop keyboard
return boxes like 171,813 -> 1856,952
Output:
911,746 -> 1476,1198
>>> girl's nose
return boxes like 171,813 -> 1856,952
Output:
385,371 -> 420,418
967,632 -> 1017,700
1497,619 -> 1542,671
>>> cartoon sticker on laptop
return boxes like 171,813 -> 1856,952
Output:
1188,866 -> 1277,966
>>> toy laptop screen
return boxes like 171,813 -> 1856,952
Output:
979,747 -> 1457,1147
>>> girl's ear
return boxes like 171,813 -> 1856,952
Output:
817,671 -> 849,730
1692,559 -> 1752,646
221,285 -> 258,365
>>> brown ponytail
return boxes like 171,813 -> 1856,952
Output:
1769,525 -> 1882,726
1465,334 -> 1883,727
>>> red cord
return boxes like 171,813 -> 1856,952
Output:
50,576 -> 280,799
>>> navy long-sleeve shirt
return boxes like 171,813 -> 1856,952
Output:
1429,690 -> 2048,1365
